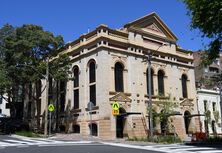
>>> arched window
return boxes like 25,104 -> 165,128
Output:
73,66 -> 79,109
88,60 -> 96,106
114,62 -> 124,92
60,81 -> 66,112
146,68 -> 154,95
158,70 -> 165,96
73,66 -> 79,88
89,61 -> 96,83
181,74 -> 188,98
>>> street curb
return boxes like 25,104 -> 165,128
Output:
10,134 -> 45,140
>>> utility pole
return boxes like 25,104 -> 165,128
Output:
44,57 -> 49,137
145,44 -> 167,140
147,50 -> 153,140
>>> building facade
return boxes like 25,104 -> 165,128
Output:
0,95 -> 10,117
197,88 -> 222,134
37,12 -> 200,140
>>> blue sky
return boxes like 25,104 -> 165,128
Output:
0,0 -> 210,51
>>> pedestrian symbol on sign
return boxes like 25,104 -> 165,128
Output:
48,104 -> 54,112
112,101 -> 120,110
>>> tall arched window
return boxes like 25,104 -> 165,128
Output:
89,61 -> 96,83
146,68 -> 154,95
158,70 -> 165,96
73,66 -> 79,109
114,62 -> 124,92
60,81 -> 66,112
181,74 -> 188,98
88,60 -> 96,106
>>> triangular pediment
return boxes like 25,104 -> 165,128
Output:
143,23 -> 164,35
124,12 -> 177,41
109,92 -> 132,102
180,98 -> 194,106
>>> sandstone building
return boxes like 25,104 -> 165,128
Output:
35,12 -> 200,140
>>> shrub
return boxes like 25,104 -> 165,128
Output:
15,131 -> 41,138
127,135 -> 181,144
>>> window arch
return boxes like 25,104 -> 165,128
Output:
88,60 -> 96,106
158,70 -> 165,96
89,60 -> 96,83
73,66 -> 79,109
146,68 -> 154,95
114,62 -> 124,92
181,74 -> 188,98
73,66 -> 79,88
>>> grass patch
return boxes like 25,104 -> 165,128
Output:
15,131 -> 41,138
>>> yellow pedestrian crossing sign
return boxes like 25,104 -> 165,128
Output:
112,109 -> 119,115
48,104 -> 54,112
112,101 -> 120,110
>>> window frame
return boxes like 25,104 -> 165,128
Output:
114,62 -> 124,92
157,70 -> 165,96
73,66 -> 80,109
88,60 -> 96,106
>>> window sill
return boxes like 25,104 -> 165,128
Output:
109,91 -> 131,96
144,94 -> 170,100
71,108 -> 81,113
180,97 -> 194,101
85,106 -> 99,111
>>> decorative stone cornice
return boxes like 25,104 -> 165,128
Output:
180,98 -> 194,106
109,92 -> 132,102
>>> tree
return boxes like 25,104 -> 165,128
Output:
0,24 -> 72,130
183,0 -> 222,63
0,24 -> 15,95
150,99 -> 179,136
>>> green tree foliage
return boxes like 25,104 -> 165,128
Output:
0,24 -> 72,119
0,24 -> 15,95
183,0 -> 222,63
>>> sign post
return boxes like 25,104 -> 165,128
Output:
48,104 -> 54,136
87,102 -> 94,137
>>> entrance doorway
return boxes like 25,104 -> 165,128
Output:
184,111 -> 191,134
116,108 -> 126,138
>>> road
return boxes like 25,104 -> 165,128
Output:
0,135 -> 222,153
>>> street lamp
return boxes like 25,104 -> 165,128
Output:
145,43 -> 167,140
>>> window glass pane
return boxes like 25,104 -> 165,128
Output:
115,63 -> 124,92
89,62 -> 96,83
213,102 -> 216,111
182,75 -> 188,98
204,100 -> 207,112
90,85 -> 96,106
158,71 -> 164,96
60,81 -> 66,112
73,67 -> 79,87
74,89 -> 79,109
